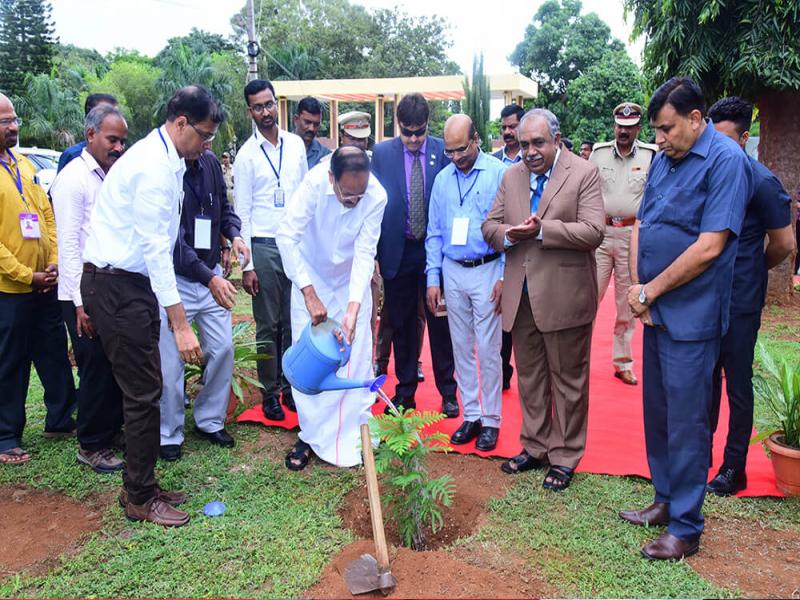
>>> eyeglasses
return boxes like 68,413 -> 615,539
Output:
444,139 -> 474,158
189,122 -> 216,142
249,101 -> 276,114
0,117 -> 21,127
335,181 -> 364,204
400,124 -> 427,138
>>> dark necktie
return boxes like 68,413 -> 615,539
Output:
409,151 -> 426,239
530,174 -> 547,214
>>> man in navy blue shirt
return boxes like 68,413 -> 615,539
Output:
618,78 -> 751,560
706,97 -> 795,495
57,94 -> 118,173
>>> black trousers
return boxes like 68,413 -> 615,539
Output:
710,311 -> 762,473
81,270 -> 161,505
61,301 -> 124,451
382,239 -> 456,399
0,290 -> 76,452
501,331 -> 514,385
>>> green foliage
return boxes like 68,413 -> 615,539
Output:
462,54 -> 491,152
0,0 -> 57,96
752,342 -> 800,448
13,73 -> 83,149
155,28 -> 238,68
624,0 -> 800,98
510,0 -> 641,142
510,0 -> 625,110
184,321 -> 267,403
563,50 -> 650,144
370,409 -> 454,550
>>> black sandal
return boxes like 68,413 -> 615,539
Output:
285,439 -> 313,471
500,449 -> 548,474
542,465 -> 574,491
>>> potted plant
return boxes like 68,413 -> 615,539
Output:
184,321 -> 268,422
751,342 -> 800,495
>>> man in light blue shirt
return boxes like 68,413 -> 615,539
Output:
426,115 -> 506,452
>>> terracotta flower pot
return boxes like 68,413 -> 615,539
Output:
765,432 -> 800,496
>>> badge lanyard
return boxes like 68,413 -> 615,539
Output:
259,136 -> 283,188
455,170 -> 480,207
157,127 -> 170,154
0,149 -> 28,208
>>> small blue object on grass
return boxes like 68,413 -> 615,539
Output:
203,501 -> 226,517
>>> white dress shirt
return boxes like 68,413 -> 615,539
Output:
233,127 -> 308,271
276,163 -> 387,304
50,149 -> 105,306
82,126 -> 186,307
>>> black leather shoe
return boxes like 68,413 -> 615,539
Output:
195,427 -> 235,448
417,363 -> 425,382
619,502 -> 669,527
475,426 -> 499,451
450,420 -> 482,445
502,378 -> 511,391
442,395 -> 459,418
282,390 -> 296,412
707,467 -> 747,496
159,444 -> 182,461
262,396 -> 285,421
374,363 -> 388,377
384,395 -> 415,415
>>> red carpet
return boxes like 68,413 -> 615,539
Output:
238,285 -> 782,497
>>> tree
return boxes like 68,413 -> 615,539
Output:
562,50 -> 648,144
0,0 -> 57,96
462,54 -> 491,152
510,0 -> 624,114
155,28 -> 239,68
13,73 -> 83,149
623,0 -> 800,300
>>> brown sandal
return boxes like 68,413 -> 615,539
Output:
0,447 -> 31,465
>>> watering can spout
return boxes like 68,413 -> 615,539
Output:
319,372 -> 386,393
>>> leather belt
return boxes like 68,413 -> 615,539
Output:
250,236 -> 276,244
606,215 -> 636,227
453,253 -> 501,268
83,263 -> 146,280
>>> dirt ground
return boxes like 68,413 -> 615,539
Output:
0,486 -> 106,579
761,293 -> 800,340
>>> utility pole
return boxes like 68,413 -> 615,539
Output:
246,0 -> 260,82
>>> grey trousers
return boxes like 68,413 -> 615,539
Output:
159,269 -> 233,445
251,238 -> 292,401
442,257 -> 503,427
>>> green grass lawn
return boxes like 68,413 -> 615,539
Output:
1,296 -> 798,598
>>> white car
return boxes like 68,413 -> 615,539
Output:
16,147 -> 61,193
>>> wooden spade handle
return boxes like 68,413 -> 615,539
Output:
360,423 -> 390,571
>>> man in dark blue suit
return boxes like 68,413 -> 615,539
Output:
371,93 -> 457,415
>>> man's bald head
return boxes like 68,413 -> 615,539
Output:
443,114 -> 479,173
0,93 -> 19,153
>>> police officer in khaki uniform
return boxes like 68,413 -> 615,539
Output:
590,102 -> 657,385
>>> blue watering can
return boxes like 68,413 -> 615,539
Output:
282,318 -> 386,395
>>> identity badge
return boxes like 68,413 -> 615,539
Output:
19,213 -> 41,239
194,216 -> 212,250
274,188 -> 285,208
450,217 -> 469,246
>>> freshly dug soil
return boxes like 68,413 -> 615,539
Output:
339,451 -> 512,550
0,486 -> 104,577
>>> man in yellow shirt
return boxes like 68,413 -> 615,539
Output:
0,94 -> 76,465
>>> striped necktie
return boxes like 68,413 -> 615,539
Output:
530,173 -> 547,214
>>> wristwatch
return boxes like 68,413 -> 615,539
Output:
638,285 -> 650,306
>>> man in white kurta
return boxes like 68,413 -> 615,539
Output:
276,147 -> 387,468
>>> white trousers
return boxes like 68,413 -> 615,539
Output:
159,269 -> 233,445
291,284 -> 374,467
596,225 -> 636,373
442,257 -> 503,427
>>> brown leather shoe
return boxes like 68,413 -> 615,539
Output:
619,502 -> 669,526
118,485 -> 187,508
125,497 -> 190,527
641,532 -> 699,560
614,370 -> 638,385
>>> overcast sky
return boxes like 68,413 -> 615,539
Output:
50,0 -> 644,72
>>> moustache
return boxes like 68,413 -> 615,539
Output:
108,151 -> 122,159
503,134 -> 516,142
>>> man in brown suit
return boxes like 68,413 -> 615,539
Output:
482,108 -> 605,491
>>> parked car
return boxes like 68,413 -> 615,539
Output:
16,147 -> 61,193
